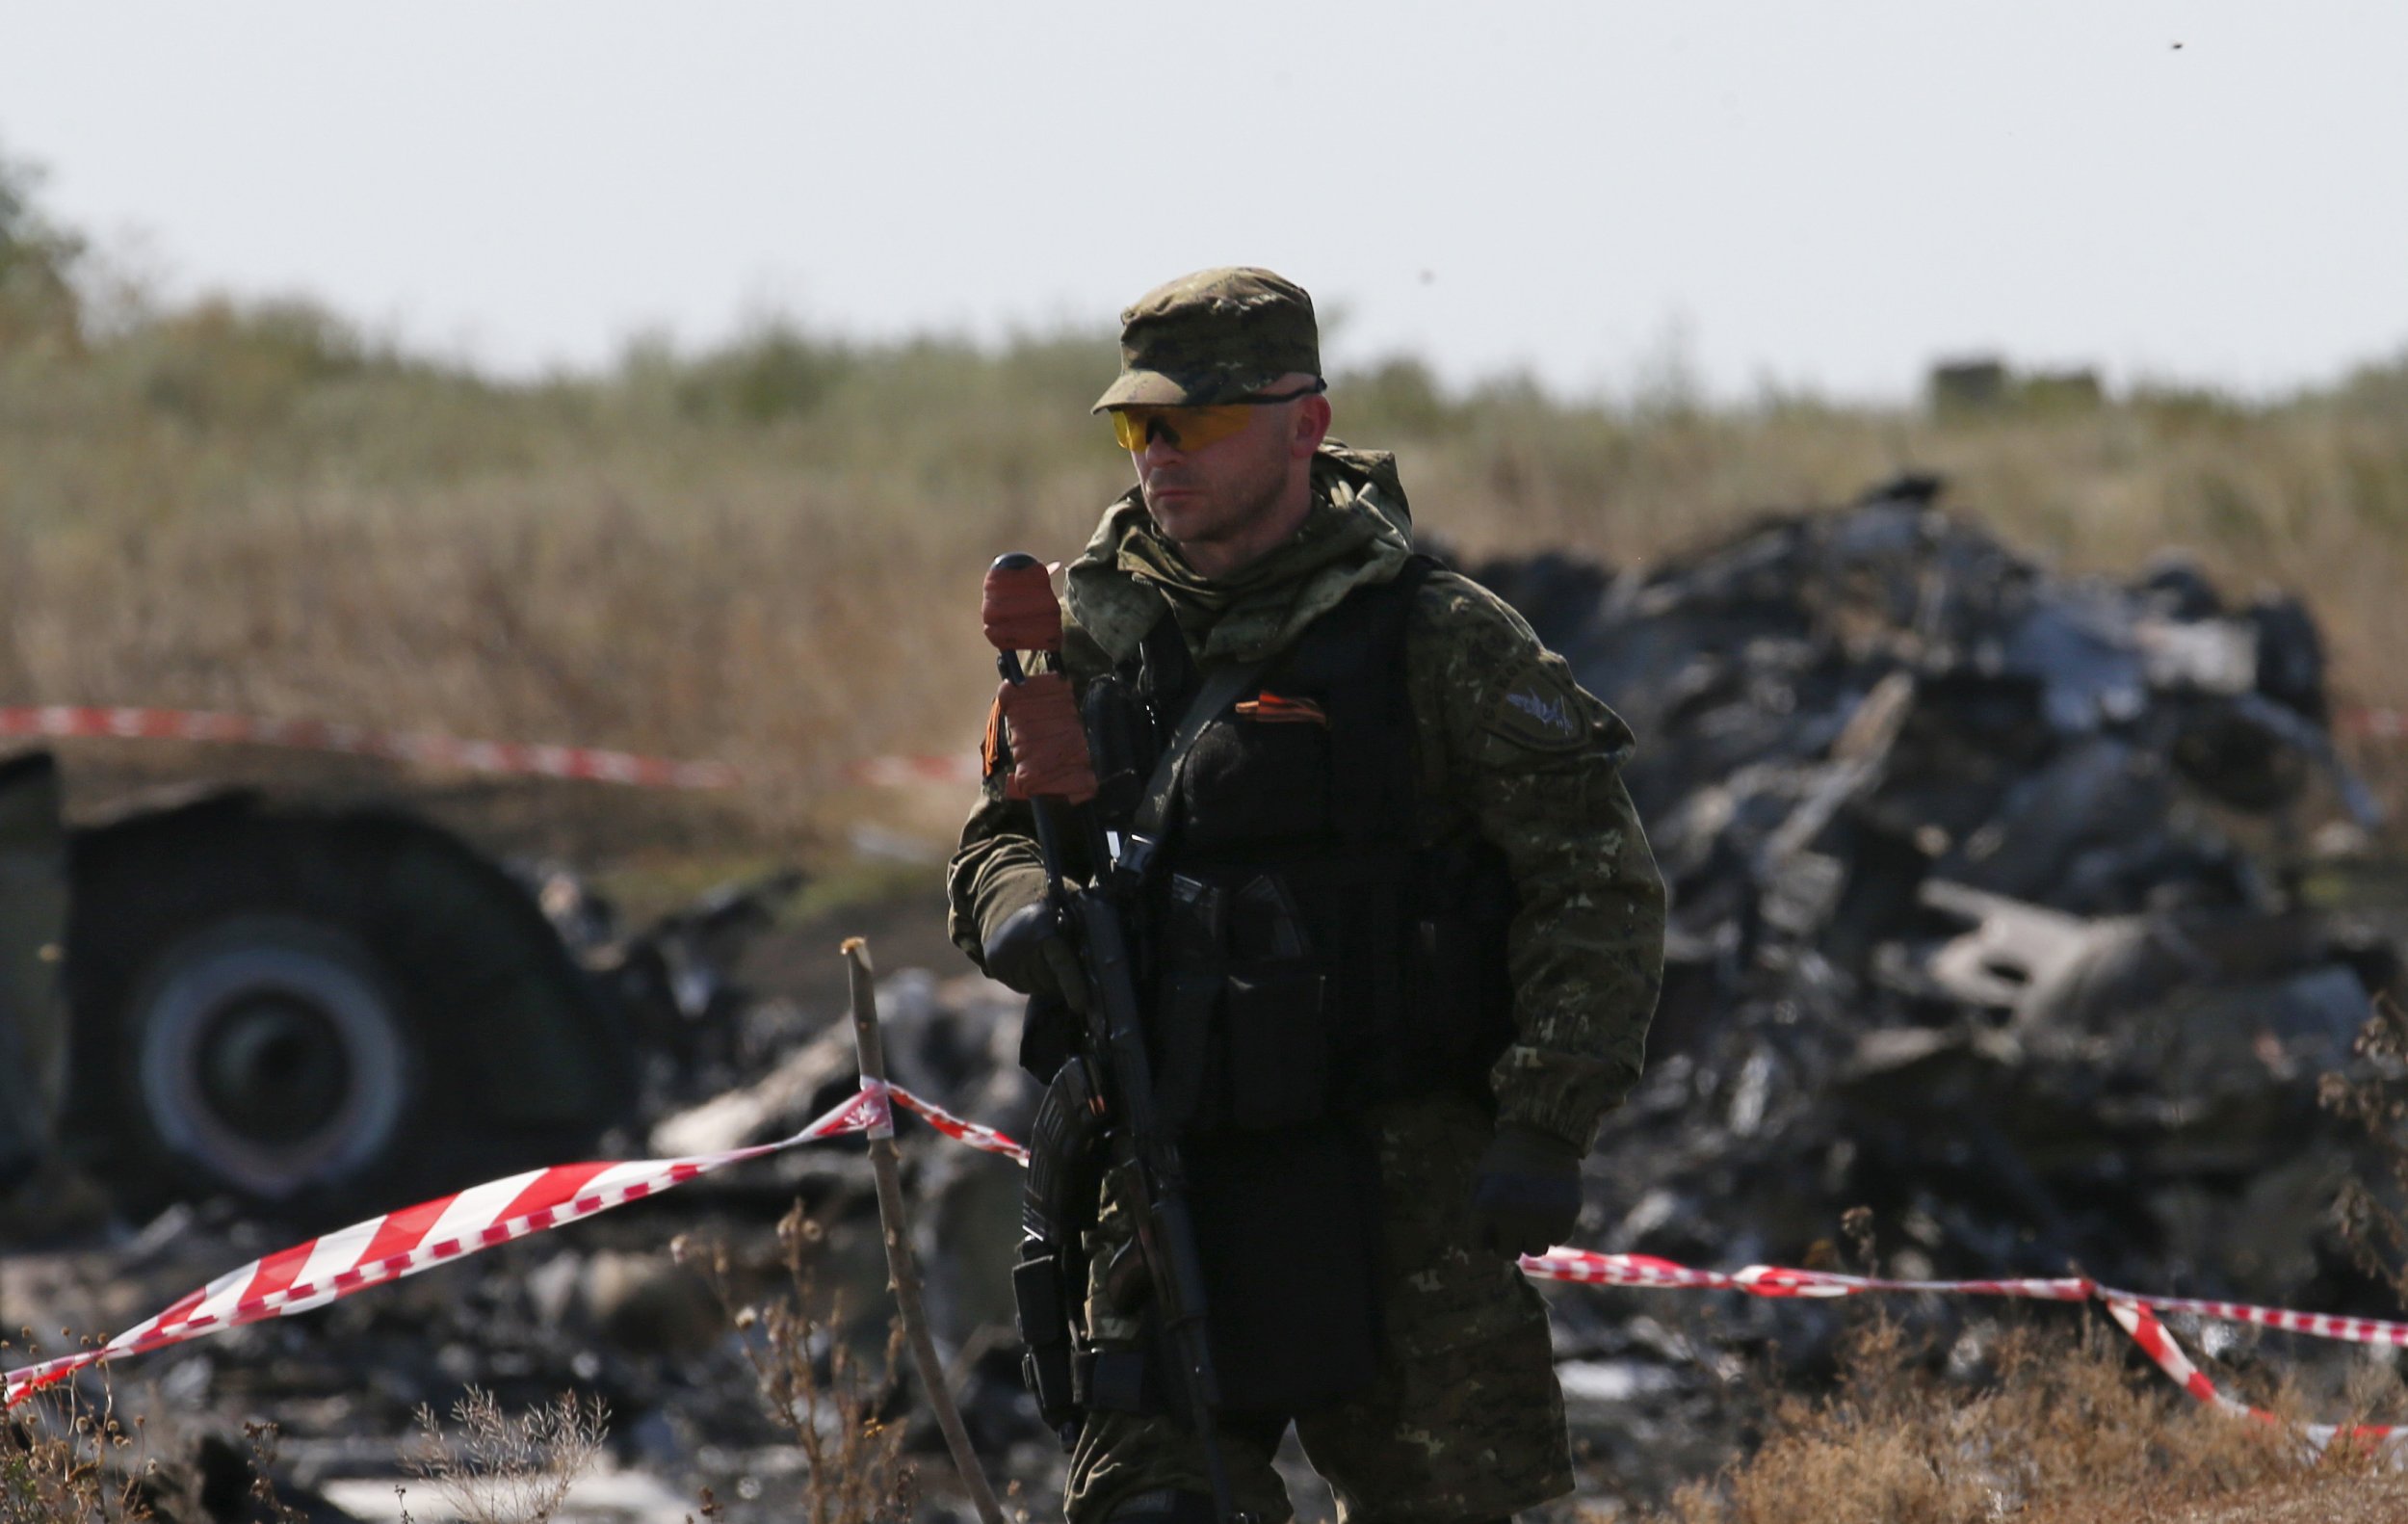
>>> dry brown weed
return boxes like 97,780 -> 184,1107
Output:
679,1203 -> 913,1524
399,1387 -> 609,1524
0,1368 -> 301,1524
2321,997 -> 2408,1308
3,273 -> 2404,854
0,1381 -> 148,1524
1646,1312 -> 2408,1524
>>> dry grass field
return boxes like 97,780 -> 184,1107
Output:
7,260 -> 2406,864
1638,1316 -> 2408,1524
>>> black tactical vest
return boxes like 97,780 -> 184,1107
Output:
1047,556 -> 1526,1413
1095,555 -> 1520,1411
1123,554 -> 1520,1142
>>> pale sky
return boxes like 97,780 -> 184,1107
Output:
3,1 -> 2403,402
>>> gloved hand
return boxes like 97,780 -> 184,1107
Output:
1470,1124 -> 1584,1259
982,899 -> 1091,1012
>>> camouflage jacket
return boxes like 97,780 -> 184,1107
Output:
947,443 -> 1664,1151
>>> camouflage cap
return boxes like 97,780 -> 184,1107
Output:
1092,267 -> 1321,411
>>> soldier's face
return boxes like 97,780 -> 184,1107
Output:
1130,388 -> 1329,560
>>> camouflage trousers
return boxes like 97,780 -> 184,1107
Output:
1062,1094 -> 1572,1524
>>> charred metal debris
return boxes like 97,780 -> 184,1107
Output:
1470,474 -> 2399,1311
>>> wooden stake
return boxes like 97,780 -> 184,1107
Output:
843,937 -> 1009,1524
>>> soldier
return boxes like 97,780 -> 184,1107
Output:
950,268 -> 1664,1524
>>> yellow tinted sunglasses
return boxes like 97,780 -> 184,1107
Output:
1108,380 -> 1327,452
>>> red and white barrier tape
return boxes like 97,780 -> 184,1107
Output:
1523,1249 -> 2408,1443
2093,1298 -> 2394,1448
0,707 -> 740,791
842,703 -> 2408,791
0,702 -> 970,793
848,708 -> 2408,776
887,1084 -> 1029,1164
1516,1249 -> 2094,1303
11,1087 -> 2405,1445
846,753 -> 983,789
12,700 -> 2395,801
1,1087 -> 886,1405
2340,707 -> 2407,742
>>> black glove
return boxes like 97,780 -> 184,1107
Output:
1470,1124 -> 1584,1259
982,900 -> 1091,1012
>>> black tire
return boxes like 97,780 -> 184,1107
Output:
124,914 -> 422,1206
62,794 -> 633,1224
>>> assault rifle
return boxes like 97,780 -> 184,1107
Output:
984,553 -> 1251,1524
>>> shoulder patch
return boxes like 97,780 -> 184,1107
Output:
1483,657 -> 1596,752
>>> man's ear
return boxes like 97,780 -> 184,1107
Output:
1291,395 -> 1333,458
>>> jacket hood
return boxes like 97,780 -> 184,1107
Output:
1063,441 -> 1416,665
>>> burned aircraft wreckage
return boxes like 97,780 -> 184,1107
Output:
1472,474 -> 2395,1307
